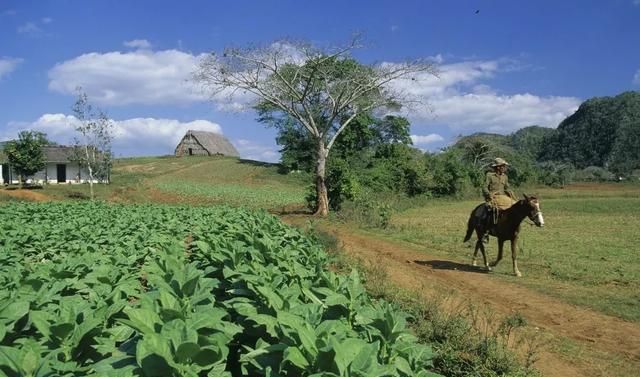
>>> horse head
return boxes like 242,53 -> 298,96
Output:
523,194 -> 544,227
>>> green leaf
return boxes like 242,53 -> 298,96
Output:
283,346 -> 310,369
0,345 -> 21,372
29,311 -> 51,339
175,342 -> 201,364
0,301 -> 30,322
0,323 -> 5,342
50,322 -> 75,341
21,341 -> 40,376
395,356 -> 413,376
121,307 -> 161,335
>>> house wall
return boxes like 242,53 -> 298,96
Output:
1,163 -> 99,184
175,135 -> 210,156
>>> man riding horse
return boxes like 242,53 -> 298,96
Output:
480,157 -> 516,236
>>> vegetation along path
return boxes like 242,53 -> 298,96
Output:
285,219 -> 640,377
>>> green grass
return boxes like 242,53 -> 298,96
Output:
371,187 -> 640,321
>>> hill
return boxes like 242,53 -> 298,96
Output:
539,91 -> 640,173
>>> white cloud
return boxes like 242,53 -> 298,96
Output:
411,134 -> 444,145
41,17 -> 53,24
2,114 -> 226,157
634,0 -> 640,6
234,139 -> 279,163
387,58 -> 581,133
123,39 -> 152,50
0,57 -> 23,79
48,49 -> 209,106
633,69 -> 640,86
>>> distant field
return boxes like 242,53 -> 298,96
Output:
31,156 -> 309,210
375,185 -> 640,321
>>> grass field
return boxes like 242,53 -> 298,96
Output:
4,157 -> 640,322
373,186 -> 640,322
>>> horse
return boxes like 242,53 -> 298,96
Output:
463,194 -> 544,277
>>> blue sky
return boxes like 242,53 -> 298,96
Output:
1,0 -> 639,161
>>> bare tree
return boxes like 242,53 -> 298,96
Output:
72,89 -> 114,200
194,37 -> 438,216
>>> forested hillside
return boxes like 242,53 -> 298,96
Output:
539,91 -> 640,174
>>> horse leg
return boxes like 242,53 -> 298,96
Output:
480,241 -> 491,271
472,229 -> 483,266
472,240 -> 480,266
511,238 -> 522,277
490,239 -> 504,268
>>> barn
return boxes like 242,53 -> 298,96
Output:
175,130 -> 239,157
0,145 -> 105,185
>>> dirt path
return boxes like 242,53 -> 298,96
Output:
283,218 -> 640,377
2,188 -> 51,202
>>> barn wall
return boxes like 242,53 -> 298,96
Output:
175,135 -> 210,156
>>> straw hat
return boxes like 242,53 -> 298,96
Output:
491,157 -> 510,167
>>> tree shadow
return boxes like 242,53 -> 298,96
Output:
238,158 -> 279,168
5,185 -> 44,191
414,259 -> 490,274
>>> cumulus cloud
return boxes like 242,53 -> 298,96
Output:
0,57 -> 23,79
124,39 -> 152,49
2,114 -> 226,157
48,49 -> 210,106
387,58 -> 580,133
234,139 -> 279,163
411,134 -> 444,145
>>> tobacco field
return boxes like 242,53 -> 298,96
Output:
0,202 -> 440,377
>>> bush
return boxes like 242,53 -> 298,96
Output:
574,166 -> 616,182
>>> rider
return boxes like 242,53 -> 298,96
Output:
481,157 -> 516,233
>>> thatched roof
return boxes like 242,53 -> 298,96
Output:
178,130 -> 239,157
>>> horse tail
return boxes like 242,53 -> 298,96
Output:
463,211 -> 475,243
463,204 -> 483,243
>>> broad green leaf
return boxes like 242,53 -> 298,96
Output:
175,342 -> 201,363
0,301 -> 29,322
283,346 -> 310,369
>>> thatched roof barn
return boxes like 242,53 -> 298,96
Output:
175,130 -> 239,157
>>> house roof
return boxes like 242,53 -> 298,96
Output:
179,130 -> 239,157
0,145 -> 80,163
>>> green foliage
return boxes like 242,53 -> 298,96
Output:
540,91 -> 640,172
0,202 -> 442,376
3,131 -> 48,183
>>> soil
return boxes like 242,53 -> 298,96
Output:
2,188 -> 51,202
281,215 -> 640,377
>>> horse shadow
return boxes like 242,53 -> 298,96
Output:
414,260 -> 490,274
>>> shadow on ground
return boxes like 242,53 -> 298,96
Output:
414,259 -> 490,273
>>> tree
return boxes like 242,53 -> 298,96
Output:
4,131 -> 49,186
71,90 -> 114,200
194,37 -> 437,216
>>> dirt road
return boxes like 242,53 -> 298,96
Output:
293,221 -> 640,377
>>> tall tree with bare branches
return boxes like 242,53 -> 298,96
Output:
194,38 -> 437,215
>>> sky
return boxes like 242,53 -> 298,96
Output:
1,0 -> 639,161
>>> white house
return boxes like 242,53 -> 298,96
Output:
0,145 -> 104,185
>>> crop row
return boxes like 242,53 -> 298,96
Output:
0,203 -> 441,377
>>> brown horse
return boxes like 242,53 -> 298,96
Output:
463,194 -> 544,277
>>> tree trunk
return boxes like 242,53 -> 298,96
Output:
314,141 -> 329,216
88,165 -> 94,201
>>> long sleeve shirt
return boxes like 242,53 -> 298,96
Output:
482,172 -> 510,201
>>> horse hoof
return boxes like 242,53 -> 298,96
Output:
485,266 -> 492,272
515,271 -> 522,277
472,260 -> 478,267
